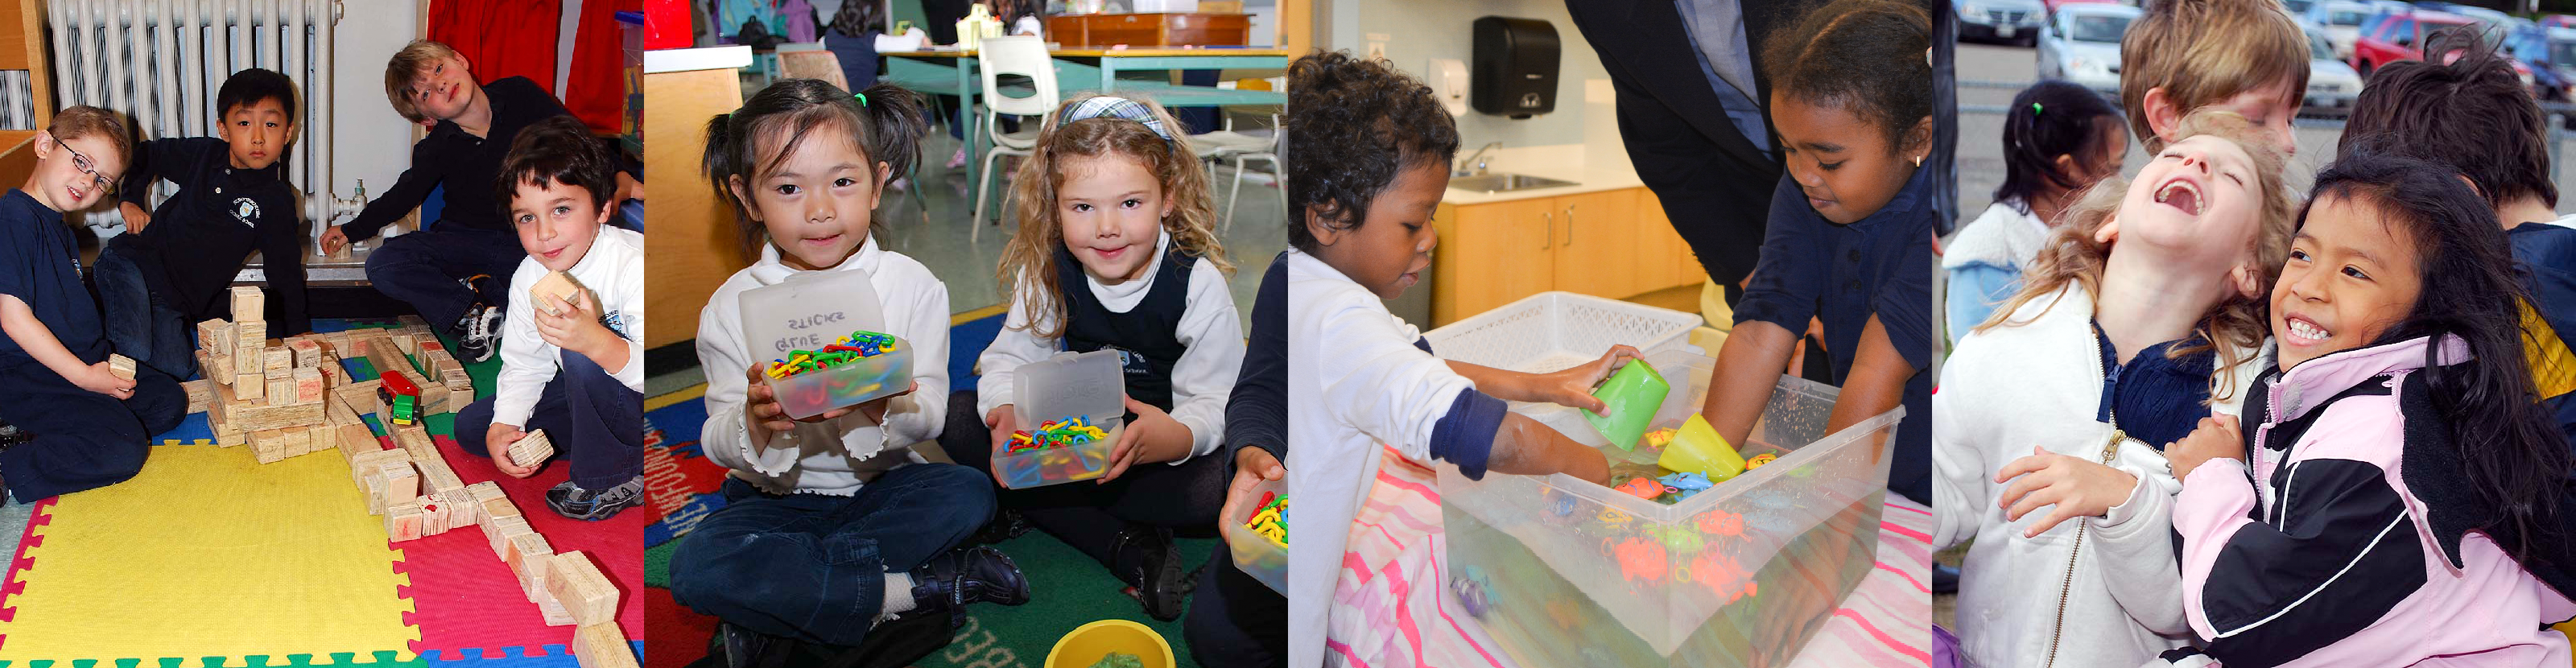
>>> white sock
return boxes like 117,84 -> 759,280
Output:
882,572 -> 918,614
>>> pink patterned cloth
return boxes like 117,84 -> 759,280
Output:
1327,446 -> 1934,667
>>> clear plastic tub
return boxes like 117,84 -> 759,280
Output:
762,336 -> 914,420
1443,374 -> 1899,666
999,350 -> 1127,489
1218,476 -> 1288,593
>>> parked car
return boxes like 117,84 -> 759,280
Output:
2282,0 -> 2319,20
1961,0 -> 2049,46
2038,3 -> 2140,93
2417,2 -> 2512,39
2543,14 -> 2576,28
2307,0 -> 2376,60
2504,25 -> 2576,102
2304,25 -> 2365,116
2354,9 -> 2481,78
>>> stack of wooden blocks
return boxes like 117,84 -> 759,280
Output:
195,287 -> 335,460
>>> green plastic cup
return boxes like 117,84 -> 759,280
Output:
1584,359 -> 1670,451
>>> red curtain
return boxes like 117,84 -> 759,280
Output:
564,0 -> 642,134
426,0 -> 564,94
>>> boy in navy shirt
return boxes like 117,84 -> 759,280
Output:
0,106 -> 185,501
319,40 -> 639,363
95,68 -> 307,378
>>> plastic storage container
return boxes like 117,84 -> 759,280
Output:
1217,476 -> 1288,593
762,336 -> 914,420
1422,291 -> 1703,373
998,350 -> 1126,489
740,270 -> 908,419
1443,374 -> 1900,666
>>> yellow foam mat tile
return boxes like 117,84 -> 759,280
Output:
0,445 -> 419,664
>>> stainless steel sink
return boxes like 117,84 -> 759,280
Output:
1448,172 -> 1578,192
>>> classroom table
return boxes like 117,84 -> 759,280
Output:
880,47 -> 1287,212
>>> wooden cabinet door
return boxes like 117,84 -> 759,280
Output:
1630,189 -> 1693,293
1432,197 -> 1557,326
1550,189 -> 1641,299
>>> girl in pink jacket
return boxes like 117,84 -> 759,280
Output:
2158,151 -> 2576,667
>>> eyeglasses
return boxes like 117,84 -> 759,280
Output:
54,135 -> 116,197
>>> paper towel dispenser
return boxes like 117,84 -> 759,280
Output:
1472,16 -> 1560,119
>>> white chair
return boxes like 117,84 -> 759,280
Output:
1193,114 -> 1283,232
972,36 -> 1059,242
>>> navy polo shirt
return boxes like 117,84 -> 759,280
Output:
1734,167 -> 1934,502
0,188 -> 105,369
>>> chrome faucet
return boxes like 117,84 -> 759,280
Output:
1459,142 -> 1504,175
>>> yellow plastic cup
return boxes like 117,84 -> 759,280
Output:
1045,619 -> 1177,668
1656,414 -> 1747,482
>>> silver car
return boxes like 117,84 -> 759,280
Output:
2038,3 -> 2140,93
2303,26 -> 2364,117
1961,0 -> 2048,46
2306,0 -> 2374,60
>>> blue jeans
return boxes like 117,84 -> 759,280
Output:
455,348 -> 643,489
363,225 -> 525,332
667,464 -> 996,645
91,245 -> 196,379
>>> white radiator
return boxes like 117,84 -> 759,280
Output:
47,0 -> 367,249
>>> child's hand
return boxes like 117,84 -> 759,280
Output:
1223,447 -> 1284,530
485,423 -> 539,478
1102,396 -> 1191,483
320,225 -> 349,255
1536,344 -> 1644,415
75,361 -> 134,398
532,289 -> 617,357
2167,414 -> 2245,482
1995,445 -> 2140,537
741,365 -> 855,447
851,381 -> 915,426
119,202 -> 151,233
615,172 -> 646,203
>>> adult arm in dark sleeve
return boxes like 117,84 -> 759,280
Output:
1221,254 -> 1290,477
1607,76 -> 1780,287
118,138 -> 197,212
338,138 -> 447,241
258,192 -> 311,335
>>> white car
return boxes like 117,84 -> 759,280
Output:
2303,27 -> 2363,117
1961,0 -> 2048,46
2306,0 -> 2374,60
2037,3 -> 2140,93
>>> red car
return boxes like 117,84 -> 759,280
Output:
2351,10 -> 2481,79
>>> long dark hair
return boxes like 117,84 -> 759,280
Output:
1996,80 -> 2121,216
2304,150 -> 2569,559
700,79 -> 928,254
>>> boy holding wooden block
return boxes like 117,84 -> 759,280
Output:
453,117 -> 643,522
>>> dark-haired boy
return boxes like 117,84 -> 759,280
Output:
452,114 -> 642,521
96,67 -> 306,378
2340,26 -> 2576,444
0,105 -> 184,501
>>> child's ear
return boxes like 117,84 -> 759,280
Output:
1902,116 -> 1934,161
726,175 -> 763,222
2229,263 -> 2264,299
2093,213 -> 2121,245
1302,204 -> 1343,247
2141,87 -> 2181,147
31,130 -> 52,159
867,161 -> 893,211
2054,153 -> 2085,182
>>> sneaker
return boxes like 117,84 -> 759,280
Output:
453,303 -> 502,363
945,146 -> 967,170
546,476 -> 644,521
968,509 -> 1031,545
0,419 -> 29,451
908,546 -> 1031,630
1112,525 -> 1187,621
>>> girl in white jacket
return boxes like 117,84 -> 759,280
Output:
935,95 -> 1245,621
667,80 -> 1031,654
1932,110 -> 2294,668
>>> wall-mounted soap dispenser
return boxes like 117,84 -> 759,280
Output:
1471,16 -> 1559,119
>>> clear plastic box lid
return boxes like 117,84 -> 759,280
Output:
737,269 -> 886,364
1013,349 -> 1126,428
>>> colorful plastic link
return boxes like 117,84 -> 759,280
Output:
1005,414 -> 1111,452
1744,452 -> 1779,470
1245,491 -> 1288,547
765,330 -> 902,379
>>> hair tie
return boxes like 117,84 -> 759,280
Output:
1059,96 -> 1174,141
2031,102 -> 2044,116
854,92 -> 869,107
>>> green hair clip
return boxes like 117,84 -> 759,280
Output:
854,92 -> 869,107
2032,102 -> 2044,115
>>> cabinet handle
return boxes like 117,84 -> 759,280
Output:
1563,203 -> 1577,246
1542,211 -> 1554,249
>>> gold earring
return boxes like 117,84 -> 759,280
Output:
1913,155 -> 1924,167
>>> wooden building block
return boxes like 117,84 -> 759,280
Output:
531,271 -> 589,316
265,376 -> 296,407
181,379 -> 213,414
507,429 -> 555,469
385,501 -> 424,541
572,623 -> 638,668
229,286 -> 263,321
481,496 -> 522,523
535,591 -> 576,625
250,428 -> 287,464
337,423 -> 379,458
198,319 -> 231,353
398,314 -> 429,329
105,353 -> 134,381
235,373 -> 263,400
288,339 -> 323,367
506,533 -> 554,596
417,381 -> 451,414
293,368 -> 325,404
261,345 -> 291,373
545,551 -> 619,625
281,426 -> 311,457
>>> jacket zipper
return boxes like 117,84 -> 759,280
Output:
2045,327 -> 2125,668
